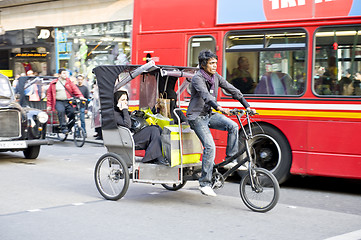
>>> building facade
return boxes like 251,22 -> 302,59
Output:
0,0 -> 133,80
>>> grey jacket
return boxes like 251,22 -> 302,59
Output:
186,70 -> 250,121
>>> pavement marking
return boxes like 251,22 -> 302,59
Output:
1,200 -> 105,217
72,202 -> 85,206
324,229 -> 361,240
149,192 -> 160,195
27,209 -> 42,212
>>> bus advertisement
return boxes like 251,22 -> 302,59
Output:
131,0 -> 361,183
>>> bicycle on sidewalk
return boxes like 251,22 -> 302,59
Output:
93,62 -> 280,213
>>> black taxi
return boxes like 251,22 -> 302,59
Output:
0,73 -> 52,159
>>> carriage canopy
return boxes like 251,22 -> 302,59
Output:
92,61 -> 198,130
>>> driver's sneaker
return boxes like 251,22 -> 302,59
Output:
199,186 -> 217,197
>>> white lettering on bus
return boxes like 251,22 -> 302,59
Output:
270,0 -> 333,9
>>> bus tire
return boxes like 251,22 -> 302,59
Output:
240,124 -> 292,184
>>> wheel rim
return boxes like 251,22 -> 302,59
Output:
248,134 -> 281,174
95,155 -> 128,199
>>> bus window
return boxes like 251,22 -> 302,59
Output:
224,30 -> 307,95
314,26 -> 361,97
188,36 -> 216,67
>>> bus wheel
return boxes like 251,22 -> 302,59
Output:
239,124 -> 292,184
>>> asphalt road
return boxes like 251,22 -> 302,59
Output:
0,141 -> 360,240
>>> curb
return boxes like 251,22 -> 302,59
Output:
47,135 -> 104,145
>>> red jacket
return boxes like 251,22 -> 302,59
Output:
46,78 -> 84,111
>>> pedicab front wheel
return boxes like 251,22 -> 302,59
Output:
94,152 -> 130,200
240,168 -> 279,213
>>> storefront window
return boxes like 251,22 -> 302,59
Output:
1,28 -> 54,78
56,20 -> 132,85
224,30 -> 307,95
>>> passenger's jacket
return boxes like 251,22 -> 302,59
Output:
186,70 -> 250,121
46,78 -> 84,111
114,109 -> 131,128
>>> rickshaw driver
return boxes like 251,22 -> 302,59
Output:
187,49 -> 256,197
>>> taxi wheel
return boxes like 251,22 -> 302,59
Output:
23,146 -> 40,159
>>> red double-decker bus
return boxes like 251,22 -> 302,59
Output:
131,0 -> 361,183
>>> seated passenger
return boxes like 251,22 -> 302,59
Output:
316,74 -> 333,95
354,71 -> 361,95
339,69 -> 353,95
114,90 -> 168,165
230,56 -> 255,93
254,72 -> 296,95
340,79 -> 354,96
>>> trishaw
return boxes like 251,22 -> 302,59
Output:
93,61 -> 280,212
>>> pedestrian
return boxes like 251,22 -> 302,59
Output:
76,74 -> 90,137
186,49 -> 256,197
46,68 -> 85,134
90,82 -> 103,140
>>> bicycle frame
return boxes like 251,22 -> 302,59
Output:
213,110 -> 256,181
69,98 -> 83,128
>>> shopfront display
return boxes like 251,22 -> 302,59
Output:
56,20 -> 132,85
0,28 -> 54,79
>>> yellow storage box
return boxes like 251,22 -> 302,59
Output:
161,125 -> 203,167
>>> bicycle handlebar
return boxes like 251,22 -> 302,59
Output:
68,97 -> 89,106
230,108 -> 258,116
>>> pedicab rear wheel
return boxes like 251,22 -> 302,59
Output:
94,152 -> 129,200
161,181 -> 187,191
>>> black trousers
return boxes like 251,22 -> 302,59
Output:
133,125 -> 163,162
55,100 -> 75,129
